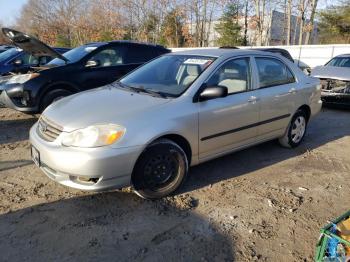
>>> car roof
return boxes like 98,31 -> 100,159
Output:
84,40 -> 168,50
168,48 -> 279,58
334,54 -> 350,58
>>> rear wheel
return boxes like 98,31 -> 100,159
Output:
279,110 -> 308,148
40,89 -> 72,112
132,139 -> 188,199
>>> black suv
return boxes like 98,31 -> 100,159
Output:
0,28 -> 170,113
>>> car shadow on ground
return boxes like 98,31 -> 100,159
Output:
180,107 -> 350,194
0,117 -> 37,145
0,160 -> 33,172
0,192 -> 234,262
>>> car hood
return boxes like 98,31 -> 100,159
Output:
43,85 -> 172,131
311,66 -> 350,81
1,28 -> 68,62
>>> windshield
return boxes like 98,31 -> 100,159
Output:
47,45 -> 98,66
0,48 -> 20,63
326,57 -> 350,68
119,55 -> 215,97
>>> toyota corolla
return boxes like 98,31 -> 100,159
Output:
29,49 -> 322,199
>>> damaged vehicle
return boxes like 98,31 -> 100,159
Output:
0,28 -> 170,113
311,54 -> 350,107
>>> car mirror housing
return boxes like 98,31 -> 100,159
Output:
13,59 -> 23,66
85,60 -> 100,68
199,85 -> 228,102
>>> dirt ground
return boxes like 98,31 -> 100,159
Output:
0,106 -> 349,262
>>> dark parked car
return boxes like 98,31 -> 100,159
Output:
253,48 -> 294,63
0,46 -> 69,75
220,46 -> 294,62
253,48 -> 311,74
311,54 -> 350,107
0,28 -> 170,113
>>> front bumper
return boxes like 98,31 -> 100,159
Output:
0,86 -> 38,113
29,122 -> 143,191
321,91 -> 350,106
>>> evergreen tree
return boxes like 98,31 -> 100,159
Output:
215,3 -> 243,47
318,1 -> 350,44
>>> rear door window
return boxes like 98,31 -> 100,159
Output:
255,57 -> 295,88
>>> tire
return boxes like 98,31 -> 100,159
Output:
40,89 -> 72,112
132,139 -> 188,199
279,110 -> 308,148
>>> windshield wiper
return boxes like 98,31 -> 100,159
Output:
115,82 -> 167,98
114,81 -> 139,93
136,86 -> 167,98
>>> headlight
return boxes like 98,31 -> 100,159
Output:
7,73 -> 39,84
61,124 -> 126,148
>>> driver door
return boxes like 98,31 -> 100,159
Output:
80,46 -> 129,89
198,57 -> 260,160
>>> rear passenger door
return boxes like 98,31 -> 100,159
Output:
253,56 -> 297,138
198,57 -> 260,160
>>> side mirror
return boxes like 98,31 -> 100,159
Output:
199,85 -> 228,102
13,59 -> 23,66
85,60 -> 100,68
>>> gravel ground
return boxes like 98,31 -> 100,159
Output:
0,107 -> 349,262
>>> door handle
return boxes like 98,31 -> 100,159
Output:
248,96 -> 259,103
288,88 -> 297,94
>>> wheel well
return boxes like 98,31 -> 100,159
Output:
40,84 -> 78,100
297,105 -> 311,121
155,134 -> 192,164
39,84 -> 77,107
131,134 -> 192,186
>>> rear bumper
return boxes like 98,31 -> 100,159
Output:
30,123 -> 143,191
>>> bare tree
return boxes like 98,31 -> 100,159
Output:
243,0 -> 249,46
286,0 -> 292,45
304,0 -> 318,44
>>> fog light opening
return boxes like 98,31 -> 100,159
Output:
76,176 -> 99,184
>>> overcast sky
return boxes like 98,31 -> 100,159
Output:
0,0 -> 343,26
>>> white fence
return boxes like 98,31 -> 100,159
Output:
171,44 -> 350,68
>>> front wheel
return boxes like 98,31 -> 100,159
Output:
132,139 -> 188,199
279,110 -> 308,148
40,89 -> 72,112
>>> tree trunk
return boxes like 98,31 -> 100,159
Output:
298,14 -> 304,45
243,0 -> 248,46
304,0 -> 318,44
286,0 -> 292,45
254,0 -> 262,46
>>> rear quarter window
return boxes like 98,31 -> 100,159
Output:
126,45 -> 158,64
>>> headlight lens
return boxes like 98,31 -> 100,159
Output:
61,124 -> 126,148
7,73 -> 39,84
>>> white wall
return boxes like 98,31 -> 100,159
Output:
171,44 -> 350,68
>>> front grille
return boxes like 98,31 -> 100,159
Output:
37,116 -> 63,142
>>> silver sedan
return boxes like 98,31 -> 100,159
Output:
30,49 -> 322,199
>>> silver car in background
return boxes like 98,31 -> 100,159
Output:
30,49 -> 322,199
